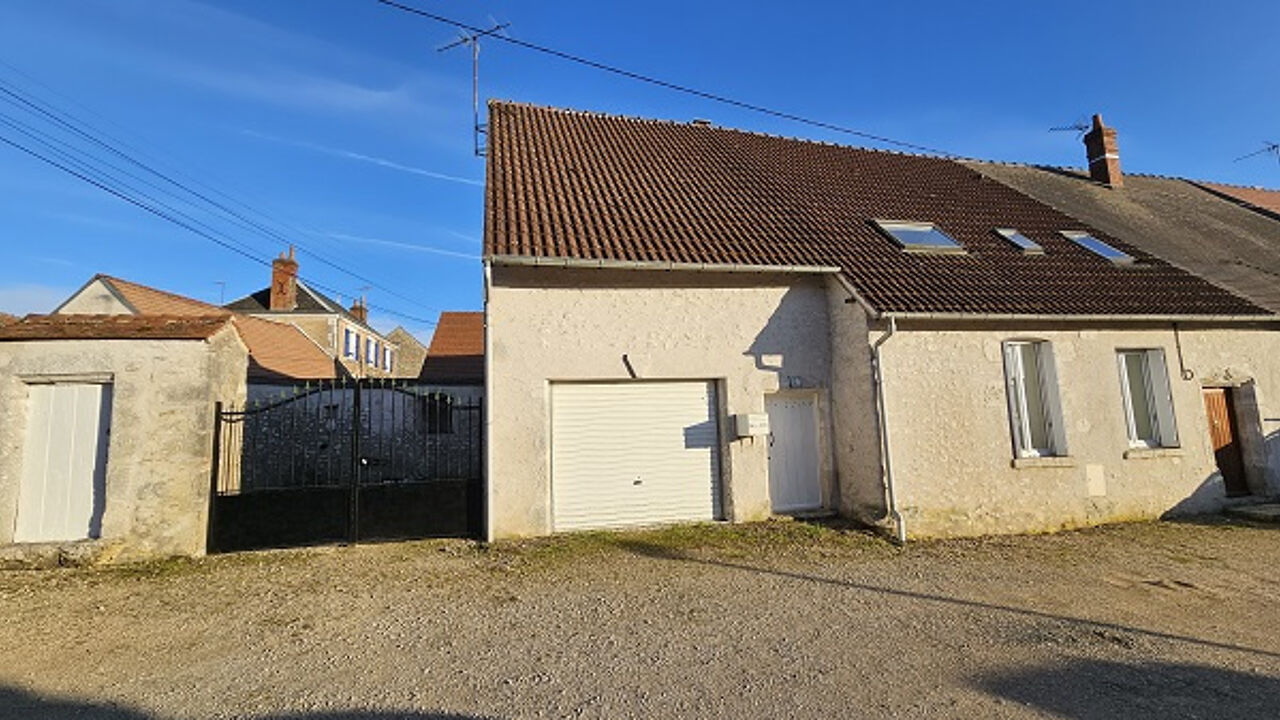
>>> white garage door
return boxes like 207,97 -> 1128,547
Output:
16,382 -> 112,543
551,381 -> 722,531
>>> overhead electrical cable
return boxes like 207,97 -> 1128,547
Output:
374,0 -> 955,157
0,72 -> 446,321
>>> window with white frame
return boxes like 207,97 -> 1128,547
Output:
1002,340 -> 1068,457
383,348 -> 392,372
343,328 -> 357,359
366,338 -> 376,366
1117,349 -> 1178,448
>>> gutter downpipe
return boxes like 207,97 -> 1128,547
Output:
483,258 -> 495,544
872,316 -> 905,544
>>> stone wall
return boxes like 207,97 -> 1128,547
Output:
0,329 -> 248,562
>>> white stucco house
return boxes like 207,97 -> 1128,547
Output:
482,102 -> 1280,541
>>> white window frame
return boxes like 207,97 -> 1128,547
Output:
383,348 -> 392,372
1002,340 -> 1068,458
1117,349 -> 1179,448
873,220 -> 967,254
366,338 -> 376,367
343,328 -> 356,359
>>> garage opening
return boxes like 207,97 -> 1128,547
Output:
550,381 -> 723,531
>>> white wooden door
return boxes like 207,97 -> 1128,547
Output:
15,383 -> 112,543
551,381 -> 721,531
766,394 -> 821,512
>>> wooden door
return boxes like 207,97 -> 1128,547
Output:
1202,388 -> 1249,497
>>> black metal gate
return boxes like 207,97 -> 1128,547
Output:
207,378 -> 482,553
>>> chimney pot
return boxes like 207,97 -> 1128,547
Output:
349,297 -> 368,324
1083,113 -> 1123,188
269,244 -> 299,311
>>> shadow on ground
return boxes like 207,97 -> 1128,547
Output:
613,538 -> 1280,661
973,658 -> 1280,719
0,685 -> 493,720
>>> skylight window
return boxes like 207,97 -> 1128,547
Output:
874,221 -> 965,254
994,228 -> 1044,254
1061,231 -> 1134,264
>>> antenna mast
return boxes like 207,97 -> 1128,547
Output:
438,22 -> 509,157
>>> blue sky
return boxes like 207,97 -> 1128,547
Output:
0,0 -> 1277,340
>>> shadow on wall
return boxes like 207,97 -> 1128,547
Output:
1162,426 -> 1280,518
0,685 -> 495,720
742,285 -> 825,388
972,658 -> 1280,720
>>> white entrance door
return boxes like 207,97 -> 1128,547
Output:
551,381 -> 722,531
766,394 -> 821,512
15,383 -> 112,543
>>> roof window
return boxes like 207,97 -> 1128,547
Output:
1061,231 -> 1133,264
874,221 -> 965,254
994,228 -> 1044,254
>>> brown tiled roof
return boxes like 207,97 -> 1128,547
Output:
80,276 -> 338,380
420,311 -> 483,383
0,314 -> 233,341
485,102 -> 1268,318
1199,182 -> 1280,217
968,165 -> 1280,315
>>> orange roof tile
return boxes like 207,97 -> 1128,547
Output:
1200,183 -> 1280,216
92,276 -> 338,380
420,311 -> 483,383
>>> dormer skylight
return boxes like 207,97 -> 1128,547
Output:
874,220 -> 965,254
1061,231 -> 1134,264
994,228 -> 1044,254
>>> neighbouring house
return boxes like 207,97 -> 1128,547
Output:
387,326 -> 428,379
421,311 -> 484,387
224,248 -> 399,378
0,314 -> 247,563
483,101 -> 1280,541
54,274 -> 339,388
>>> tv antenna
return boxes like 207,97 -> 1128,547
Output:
1234,141 -> 1280,165
438,20 -> 510,157
1049,117 -> 1091,139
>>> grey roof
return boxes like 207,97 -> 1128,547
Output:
225,280 -> 370,328
967,162 -> 1280,314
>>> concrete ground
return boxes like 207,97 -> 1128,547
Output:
0,518 -> 1278,719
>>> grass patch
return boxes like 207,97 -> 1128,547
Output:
486,518 -> 890,570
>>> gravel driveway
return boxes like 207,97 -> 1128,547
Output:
1,518 -> 1278,719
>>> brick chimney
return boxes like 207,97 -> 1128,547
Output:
1083,114 -> 1123,188
349,297 -> 368,324
269,246 -> 298,311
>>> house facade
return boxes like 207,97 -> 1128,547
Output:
225,248 -> 398,378
483,102 -> 1280,541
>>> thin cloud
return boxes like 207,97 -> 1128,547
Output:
243,130 -> 483,187
327,232 -> 481,260
0,284 -> 72,315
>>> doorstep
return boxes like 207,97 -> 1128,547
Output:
1224,503 -> 1280,524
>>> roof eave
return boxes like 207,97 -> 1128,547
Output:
879,311 -> 1280,324
487,254 -> 842,275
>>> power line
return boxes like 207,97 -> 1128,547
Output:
0,71 -> 449,319
374,0 -> 954,157
0,129 -> 439,326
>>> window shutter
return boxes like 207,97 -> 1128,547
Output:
1147,349 -> 1179,447
1002,343 -> 1027,455
1038,343 -> 1069,455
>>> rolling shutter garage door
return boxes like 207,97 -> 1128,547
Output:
551,381 -> 722,531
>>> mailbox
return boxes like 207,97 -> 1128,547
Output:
734,413 -> 770,438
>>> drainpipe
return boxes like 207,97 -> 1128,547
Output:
872,317 -> 906,544
483,259 -> 495,544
